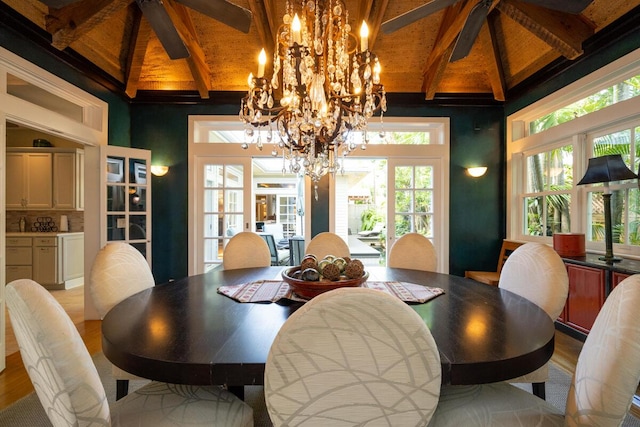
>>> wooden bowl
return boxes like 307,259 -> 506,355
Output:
282,266 -> 369,299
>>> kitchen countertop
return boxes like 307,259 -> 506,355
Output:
7,232 -> 84,237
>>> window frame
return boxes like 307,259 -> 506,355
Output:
507,48 -> 640,260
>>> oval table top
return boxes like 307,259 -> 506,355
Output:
102,266 -> 555,387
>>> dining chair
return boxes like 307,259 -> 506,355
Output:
265,287 -> 442,426
288,235 -> 305,266
305,231 -> 350,259
6,279 -> 254,427
88,242 -> 155,400
428,273 -> 640,427
259,233 -> 290,265
465,239 -> 523,286
387,232 -> 437,271
222,231 -> 271,269
498,242 -> 569,399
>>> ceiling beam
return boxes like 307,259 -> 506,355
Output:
125,6 -> 151,99
422,1 -> 468,99
364,0 -> 390,51
422,0 -> 480,74
497,0 -> 595,60
167,0 -> 211,98
46,0 -> 131,50
478,12 -> 506,101
248,0 -> 275,50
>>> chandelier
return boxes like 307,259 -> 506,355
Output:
239,0 -> 387,193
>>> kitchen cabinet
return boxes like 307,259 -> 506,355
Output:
6,152 -> 52,209
4,233 -> 84,289
6,236 -> 32,283
7,148 -> 84,211
53,150 -> 84,210
32,237 -> 57,285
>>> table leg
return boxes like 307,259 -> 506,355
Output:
228,385 -> 245,400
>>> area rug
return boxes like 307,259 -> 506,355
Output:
0,352 -> 638,427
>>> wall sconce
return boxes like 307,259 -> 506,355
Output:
467,167 -> 487,177
150,165 -> 169,177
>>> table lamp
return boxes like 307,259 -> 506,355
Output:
577,154 -> 638,264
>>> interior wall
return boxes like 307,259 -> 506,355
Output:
131,97 -> 505,280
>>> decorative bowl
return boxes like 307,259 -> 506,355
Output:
282,266 -> 369,299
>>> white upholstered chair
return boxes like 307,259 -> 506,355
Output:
222,231 -> 271,269
265,287 -> 441,426
6,279 -> 253,427
498,242 -> 569,399
88,242 -> 155,399
388,232 -> 437,271
304,231 -> 350,259
428,274 -> 640,427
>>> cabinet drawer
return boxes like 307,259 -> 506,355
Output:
7,237 -> 32,247
7,247 -> 32,265
6,265 -> 32,282
34,237 -> 57,247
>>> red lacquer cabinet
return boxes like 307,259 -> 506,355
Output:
564,264 -> 605,335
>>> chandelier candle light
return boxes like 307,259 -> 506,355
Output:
239,0 -> 387,198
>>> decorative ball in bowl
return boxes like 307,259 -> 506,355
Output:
281,255 -> 368,299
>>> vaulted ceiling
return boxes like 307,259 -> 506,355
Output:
2,0 -> 639,102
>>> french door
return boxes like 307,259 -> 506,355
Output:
387,158 -> 446,272
193,157 -> 252,273
100,146 -> 152,263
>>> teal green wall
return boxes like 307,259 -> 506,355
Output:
131,99 -> 505,281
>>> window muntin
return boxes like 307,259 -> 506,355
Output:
523,145 -> 573,236
530,75 -> 640,135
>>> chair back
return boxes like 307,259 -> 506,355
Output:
387,233 -> 437,271
496,239 -> 524,273
288,236 -> 305,266
223,231 -> 271,270
259,233 -> 290,266
6,279 -> 110,426
88,242 -> 155,319
265,287 -> 441,426
498,242 -> 568,320
305,232 -> 350,259
565,274 -> 640,426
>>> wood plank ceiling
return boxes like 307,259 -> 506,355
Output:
2,0 -> 638,101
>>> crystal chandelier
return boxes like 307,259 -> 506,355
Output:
239,0 -> 387,194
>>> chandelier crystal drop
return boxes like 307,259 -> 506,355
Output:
239,0 -> 387,195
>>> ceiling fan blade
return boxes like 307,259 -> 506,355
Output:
39,0 -> 83,7
381,0 -> 460,34
519,0 -> 593,14
136,0 -> 190,59
450,0 -> 491,62
175,0 -> 252,33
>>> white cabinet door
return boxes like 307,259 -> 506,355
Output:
33,245 -> 57,285
53,152 -> 76,209
6,152 -> 52,209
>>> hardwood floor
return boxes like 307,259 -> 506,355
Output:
0,285 -> 636,418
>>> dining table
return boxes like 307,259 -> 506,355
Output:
101,266 -> 556,399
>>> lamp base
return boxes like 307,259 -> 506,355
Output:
599,255 -> 622,264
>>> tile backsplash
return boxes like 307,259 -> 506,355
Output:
6,211 -> 84,233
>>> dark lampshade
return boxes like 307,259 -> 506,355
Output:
577,154 -> 638,185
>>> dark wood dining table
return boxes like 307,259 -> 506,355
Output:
102,266 -> 555,397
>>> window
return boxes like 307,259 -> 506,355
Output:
522,144 -> 573,236
507,48 -> 640,259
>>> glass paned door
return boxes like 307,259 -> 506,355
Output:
196,157 -> 252,273
101,146 -> 151,262
387,158 -> 441,270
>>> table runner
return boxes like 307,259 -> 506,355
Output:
217,280 -> 444,303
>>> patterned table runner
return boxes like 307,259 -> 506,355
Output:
218,280 -> 444,303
